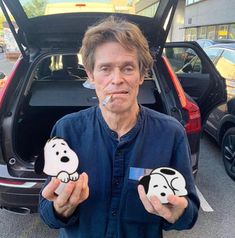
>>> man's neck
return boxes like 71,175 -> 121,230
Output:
100,104 -> 140,139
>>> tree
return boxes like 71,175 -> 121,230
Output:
23,0 -> 47,18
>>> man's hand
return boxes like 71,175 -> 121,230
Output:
42,172 -> 89,219
138,185 -> 188,224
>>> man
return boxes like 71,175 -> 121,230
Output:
39,16 -> 200,238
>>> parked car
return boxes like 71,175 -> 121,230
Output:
196,39 -> 235,50
203,44 -> 235,180
0,0 -> 226,214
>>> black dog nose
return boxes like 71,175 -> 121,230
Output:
61,156 -> 69,163
161,192 -> 166,197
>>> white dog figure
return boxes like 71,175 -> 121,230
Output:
43,137 -> 79,183
139,167 -> 187,204
35,137 -> 79,194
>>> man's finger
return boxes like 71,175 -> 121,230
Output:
149,195 -> 171,218
80,172 -> 89,201
56,181 -> 76,207
68,173 -> 85,205
167,195 -> 188,208
42,178 -> 60,201
138,185 -> 155,213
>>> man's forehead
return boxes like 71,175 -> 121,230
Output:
94,42 -> 138,59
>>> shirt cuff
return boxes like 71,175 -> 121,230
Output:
163,197 -> 198,230
42,201 -> 79,228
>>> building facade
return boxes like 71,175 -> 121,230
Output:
135,0 -> 185,42
184,0 -> 235,41
136,0 -> 235,42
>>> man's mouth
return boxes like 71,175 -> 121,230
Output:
102,91 -> 128,106
111,90 -> 128,95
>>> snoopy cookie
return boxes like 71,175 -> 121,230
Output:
139,167 -> 188,204
35,137 -> 79,194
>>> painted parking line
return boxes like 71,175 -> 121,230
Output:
196,186 -> 214,212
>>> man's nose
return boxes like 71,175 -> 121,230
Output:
111,68 -> 123,84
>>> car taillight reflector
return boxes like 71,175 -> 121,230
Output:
162,56 -> 201,134
184,100 -> 201,134
0,58 -> 21,108
0,179 -> 36,188
0,179 -> 25,185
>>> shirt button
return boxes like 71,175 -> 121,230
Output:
114,179 -> 119,186
111,209 -> 117,216
116,150 -> 122,156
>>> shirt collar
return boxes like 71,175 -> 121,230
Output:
96,105 -> 144,142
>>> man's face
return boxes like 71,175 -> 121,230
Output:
86,41 -> 144,114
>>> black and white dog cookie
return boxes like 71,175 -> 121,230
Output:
139,167 -> 188,204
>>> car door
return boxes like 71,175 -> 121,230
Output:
164,42 -> 227,125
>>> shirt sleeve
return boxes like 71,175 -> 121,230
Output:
163,128 -> 200,231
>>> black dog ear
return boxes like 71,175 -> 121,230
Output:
34,149 -> 45,175
139,175 -> 151,194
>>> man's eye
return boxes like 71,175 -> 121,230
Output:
100,67 -> 110,72
123,66 -> 134,74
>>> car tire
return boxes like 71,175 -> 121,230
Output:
222,127 -> 235,180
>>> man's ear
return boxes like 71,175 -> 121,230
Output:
86,70 -> 95,83
139,75 -> 144,85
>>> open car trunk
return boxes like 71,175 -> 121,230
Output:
14,70 -> 166,163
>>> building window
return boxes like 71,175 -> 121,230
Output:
185,28 -> 197,41
185,24 -> 235,41
186,0 -> 202,6
207,26 -> 216,39
198,26 -> 207,39
216,25 -> 228,39
228,24 -> 235,40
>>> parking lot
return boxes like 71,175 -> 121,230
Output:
0,53 -> 235,238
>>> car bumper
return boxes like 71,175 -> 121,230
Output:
0,165 -> 45,214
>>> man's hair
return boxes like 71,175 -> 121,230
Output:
80,16 -> 153,77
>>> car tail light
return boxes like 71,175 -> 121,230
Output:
0,58 -> 21,108
184,100 -> 201,134
162,56 -> 201,134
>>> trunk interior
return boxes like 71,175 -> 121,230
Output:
14,74 -> 165,163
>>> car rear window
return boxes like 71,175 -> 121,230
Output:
19,0 -> 160,18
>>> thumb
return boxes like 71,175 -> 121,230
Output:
167,195 -> 188,208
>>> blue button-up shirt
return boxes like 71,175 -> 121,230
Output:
39,106 -> 199,238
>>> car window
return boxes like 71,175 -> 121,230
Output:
204,48 -> 223,62
164,47 -> 202,73
19,0 -> 160,18
35,54 -> 87,80
215,49 -> 235,79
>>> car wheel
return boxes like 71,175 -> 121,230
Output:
222,127 -> 235,180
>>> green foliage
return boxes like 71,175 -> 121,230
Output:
23,0 -> 48,18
